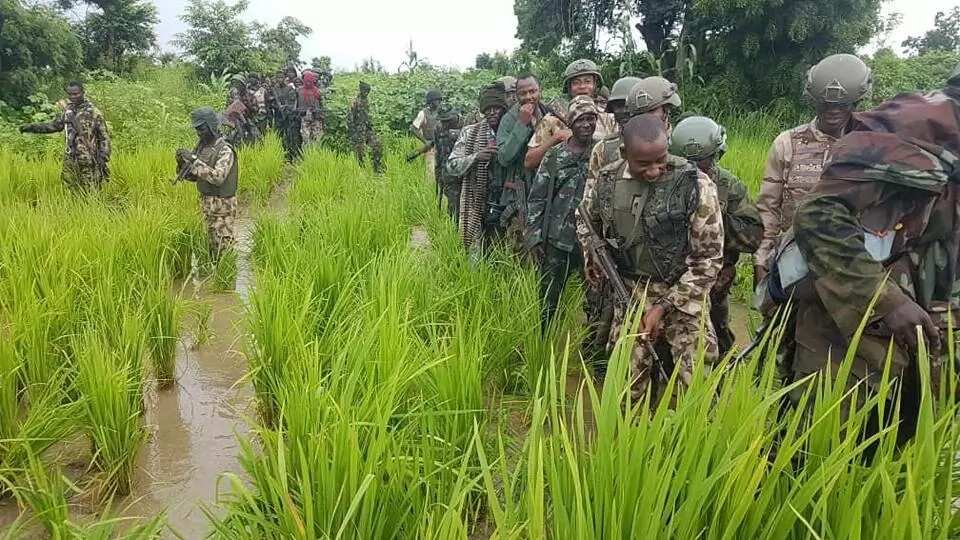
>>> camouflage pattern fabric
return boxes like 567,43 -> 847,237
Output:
347,94 -> 384,174
200,195 -> 238,260
21,100 -> 111,191
300,110 -> 324,147
755,120 -> 837,269
434,127 -> 461,220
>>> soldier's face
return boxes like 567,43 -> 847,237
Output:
816,101 -> 854,134
624,135 -> 669,181
66,86 -> 84,105
609,100 -> 629,126
427,98 -> 441,110
483,106 -> 506,131
517,78 -> 541,106
572,114 -> 597,143
569,75 -> 596,97
505,91 -> 517,107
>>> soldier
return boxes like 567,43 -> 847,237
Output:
273,68 -> 303,161
624,76 -> 682,134
298,70 -> 325,149
780,72 -> 959,444
19,81 -> 111,191
347,82 -> 385,174
670,116 -> 762,358
754,54 -> 872,281
224,81 -> 261,147
577,114 -> 723,400
498,76 -> 518,109
525,96 -> 599,330
434,105 -> 463,221
496,73 -> 555,249
596,86 -> 610,112
411,89 -> 443,183
447,83 -> 508,256
175,108 -> 239,263
590,77 -> 643,177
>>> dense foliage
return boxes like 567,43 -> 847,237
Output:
903,7 -> 960,55
74,0 -> 159,74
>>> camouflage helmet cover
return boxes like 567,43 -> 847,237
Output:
669,116 -> 727,161
563,59 -> 603,90
567,95 -> 599,125
804,53 -> 873,105
949,62 -> 960,86
625,76 -> 681,115
497,76 -> 518,93
609,76 -> 643,103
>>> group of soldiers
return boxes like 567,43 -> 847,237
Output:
420,55 -> 960,438
16,56 -> 960,440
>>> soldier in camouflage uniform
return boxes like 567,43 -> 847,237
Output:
176,108 -> 239,262
347,82 -> 385,174
596,85 -> 610,112
577,114 -> 723,400
671,116 -> 762,358
274,68 -> 303,161
298,70 -> 325,148
434,105 -> 462,221
780,73 -> 960,444
755,54 -> 872,280
525,96 -> 599,330
20,81 -> 111,191
411,89 -> 443,183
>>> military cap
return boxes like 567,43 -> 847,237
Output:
567,95 -> 599,125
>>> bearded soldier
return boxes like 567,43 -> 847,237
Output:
298,70 -> 325,148
577,114 -> 723,400
755,54 -> 872,281
526,96 -> 599,330
20,81 -> 111,191
411,89 -> 443,183
779,68 -> 960,444
434,104 -> 463,220
347,82 -> 385,174
447,83 -> 508,256
176,108 -> 239,262
671,116 -> 762,357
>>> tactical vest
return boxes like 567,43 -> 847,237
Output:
421,109 -> 440,141
601,155 -> 700,283
781,126 -> 834,231
597,136 -> 621,170
196,139 -> 238,198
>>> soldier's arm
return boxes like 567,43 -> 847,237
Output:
523,117 -> 564,171
445,125 -> 479,177
20,114 -> 66,134
409,109 -> 426,142
496,107 -> 533,167
663,172 -> 724,317
754,132 -> 791,268
794,179 -> 912,337
189,145 -> 235,186
723,176 -> 762,254
524,157 -> 551,248
95,112 -> 111,162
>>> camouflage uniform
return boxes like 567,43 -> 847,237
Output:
434,125 -> 462,220
577,155 -> 724,398
273,83 -> 303,160
526,141 -> 591,328
347,85 -> 384,174
186,138 -> 239,260
21,100 -> 111,191
447,120 -> 500,252
755,121 -> 838,269
787,89 -> 960,433
412,106 -> 440,183
708,166 -> 762,357
298,72 -> 325,148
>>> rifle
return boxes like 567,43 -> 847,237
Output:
405,141 -> 435,162
579,204 -> 666,379
172,143 -> 202,185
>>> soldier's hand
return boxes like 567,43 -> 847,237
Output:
476,148 -> 497,162
553,129 -> 573,145
176,149 -> 194,164
641,303 -> 668,342
883,301 -> 940,357
518,103 -> 536,126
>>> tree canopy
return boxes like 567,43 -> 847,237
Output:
76,0 -> 158,73
903,7 -> 960,55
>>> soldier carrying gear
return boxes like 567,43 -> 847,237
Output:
625,76 -> 682,131
754,53 -> 872,282
608,77 -> 642,126
412,89 -> 444,183
670,116 -> 762,358
434,104 -> 464,220
348,81 -> 384,174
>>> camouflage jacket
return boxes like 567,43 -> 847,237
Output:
710,166 -> 763,259
434,127 -> 460,186
794,89 -> 960,337
525,142 -> 591,252
347,97 -> 374,139
22,100 -> 111,165
577,157 -> 724,317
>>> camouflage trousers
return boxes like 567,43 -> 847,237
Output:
300,112 -> 324,147
710,262 -> 739,359
63,159 -> 107,191
200,195 -> 238,260
610,278 -> 718,401
537,244 -> 583,331
352,130 -> 384,174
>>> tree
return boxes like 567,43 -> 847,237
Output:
0,0 -> 83,106
76,0 -> 158,73
311,56 -> 331,72
257,16 -> 311,68
514,0 -> 619,58
176,0 -> 261,77
903,7 -> 960,55
631,0 -> 691,57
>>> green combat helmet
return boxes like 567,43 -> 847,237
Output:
609,77 -> 642,105
948,62 -> 960,87
563,59 -> 603,94
625,76 -> 681,116
804,53 -> 872,104
669,116 -> 727,162
425,89 -> 443,105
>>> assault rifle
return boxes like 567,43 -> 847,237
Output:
405,141 -> 435,163
172,143 -> 201,185
579,204 -> 665,377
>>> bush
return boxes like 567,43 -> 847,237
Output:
866,48 -> 960,106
